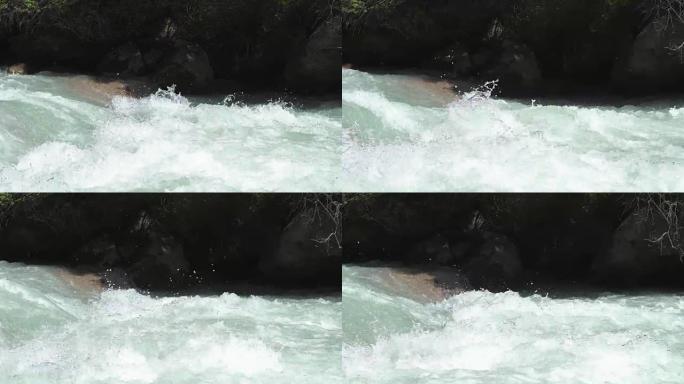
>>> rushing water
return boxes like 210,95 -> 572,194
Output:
342,68 -> 684,191
343,265 -> 684,384
0,72 -> 341,192
0,261 -> 342,384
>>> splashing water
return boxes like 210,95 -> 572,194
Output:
342,68 -> 684,191
342,265 -> 684,384
0,72 -> 341,191
0,261 -> 342,384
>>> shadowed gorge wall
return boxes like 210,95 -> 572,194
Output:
0,194 -> 342,292
343,0 -> 684,95
0,0 -> 341,94
343,194 -> 684,291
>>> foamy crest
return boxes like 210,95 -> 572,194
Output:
0,74 -> 341,191
343,265 -> 684,384
0,262 -> 342,384
342,68 -> 684,191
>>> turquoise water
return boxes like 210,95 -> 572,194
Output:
342,68 -> 684,191
343,265 -> 684,384
0,261 -> 342,384
0,72 -> 341,192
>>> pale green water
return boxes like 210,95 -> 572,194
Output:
342,68 -> 684,191
0,72 -> 341,192
343,265 -> 684,384
0,261 -> 342,384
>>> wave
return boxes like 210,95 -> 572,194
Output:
342,68 -> 684,191
342,265 -> 684,384
0,73 -> 341,191
0,261 -> 342,383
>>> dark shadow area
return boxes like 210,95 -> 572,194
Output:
0,193 -> 342,296
0,0 -> 341,96
343,194 -> 684,293
343,0 -> 684,98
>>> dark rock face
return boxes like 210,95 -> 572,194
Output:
343,194 -> 684,290
463,232 -> 522,292
0,1 -> 340,95
0,194 -> 341,292
593,208 -> 684,286
98,42 -> 146,76
7,32 -> 102,71
153,40 -> 214,91
483,41 -> 541,89
405,234 -> 455,265
285,18 -> 342,93
343,1 -> 684,94
612,19 -> 684,91
260,211 -> 342,285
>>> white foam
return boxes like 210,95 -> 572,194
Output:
0,262 -> 342,384
0,75 -> 341,191
343,265 -> 684,384
342,68 -> 684,191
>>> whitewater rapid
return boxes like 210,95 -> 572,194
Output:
342,69 -> 684,191
343,265 -> 684,384
0,72 -> 341,191
0,261 -> 342,384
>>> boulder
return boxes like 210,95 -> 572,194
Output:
593,208 -> 684,286
612,19 -> 684,91
153,40 -> 214,91
126,230 -> 190,291
97,42 -> 146,76
428,42 -> 473,76
405,234 -> 455,265
284,17 -> 341,93
463,232 -> 522,291
71,236 -> 120,266
260,211 -> 342,286
481,40 -> 541,89
7,63 -> 30,75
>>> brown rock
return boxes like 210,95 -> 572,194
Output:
7,63 -> 30,75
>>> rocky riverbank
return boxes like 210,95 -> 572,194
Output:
343,194 -> 684,291
0,0 -> 341,95
0,194 -> 342,293
343,0 -> 684,96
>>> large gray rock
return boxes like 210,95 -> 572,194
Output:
284,18 -> 341,93
612,19 -> 684,91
